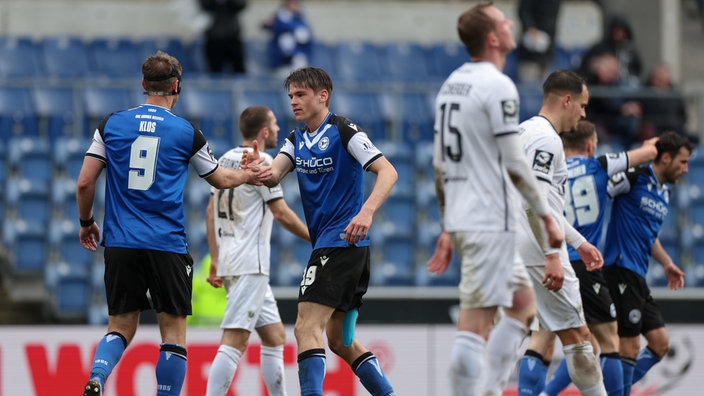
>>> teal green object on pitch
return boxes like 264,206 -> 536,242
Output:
342,308 -> 358,347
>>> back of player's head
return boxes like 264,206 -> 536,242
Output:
285,67 -> 333,95
655,131 -> 694,162
543,69 -> 586,98
457,2 -> 494,58
561,120 -> 597,151
142,51 -> 182,95
239,105 -> 272,140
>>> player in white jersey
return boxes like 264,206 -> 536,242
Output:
426,4 -> 563,395
514,69 -> 607,396
204,106 -> 309,396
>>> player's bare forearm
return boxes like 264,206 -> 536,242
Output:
362,157 -> 398,214
433,166 -> 446,222
270,199 -> 310,242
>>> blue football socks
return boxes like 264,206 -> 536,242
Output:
352,352 -> 395,396
600,352 -> 624,396
298,348 -> 326,396
632,346 -> 661,384
517,350 -> 549,396
155,343 -> 187,396
89,331 -> 127,390
622,357 -> 636,396
542,358 -> 570,396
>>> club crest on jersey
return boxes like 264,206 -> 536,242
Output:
318,137 -> 330,151
501,99 -> 518,124
532,150 -> 554,174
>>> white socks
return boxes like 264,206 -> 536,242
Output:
261,345 -> 287,396
482,316 -> 527,395
206,345 -> 242,396
449,331 -> 486,396
563,342 -> 607,396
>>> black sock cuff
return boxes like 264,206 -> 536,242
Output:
646,346 -> 662,360
622,357 -> 637,366
106,331 -> 128,348
351,351 -> 375,372
298,348 -> 326,363
160,343 -> 187,360
524,349 -> 547,366
600,352 -> 620,359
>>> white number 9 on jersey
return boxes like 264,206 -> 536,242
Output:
128,135 -> 160,191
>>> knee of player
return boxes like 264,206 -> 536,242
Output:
649,335 -> 670,358
327,334 -> 346,356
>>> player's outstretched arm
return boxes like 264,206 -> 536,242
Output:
626,136 -> 659,167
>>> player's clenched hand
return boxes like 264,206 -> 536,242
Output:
242,157 -> 271,185
79,223 -> 101,252
542,253 -> 564,292
664,263 -> 685,290
344,207 -> 373,245
207,258 -> 223,288
427,231 -> 453,275
577,241 -> 603,271
542,215 -> 564,249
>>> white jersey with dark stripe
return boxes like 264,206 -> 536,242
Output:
433,61 -> 522,232
519,115 -> 568,217
279,112 -> 382,249
85,104 -> 219,254
211,147 -> 283,276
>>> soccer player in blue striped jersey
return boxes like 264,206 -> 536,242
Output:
245,67 -> 397,396
540,120 -> 657,396
77,51 -> 270,396
603,131 -> 691,395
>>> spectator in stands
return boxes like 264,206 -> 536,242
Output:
261,0 -> 313,78
199,0 -> 248,74
516,0 -> 561,82
639,62 -> 692,141
580,15 -> 643,85
583,52 -> 643,148
77,51 -> 269,396
603,131 -> 691,395
204,105 -> 309,396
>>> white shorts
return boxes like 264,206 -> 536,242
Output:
451,231 -> 532,310
220,274 -> 282,332
516,214 -> 586,332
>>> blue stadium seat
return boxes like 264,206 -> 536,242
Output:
32,86 -> 81,139
179,86 -> 235,139
53,137 -> 88,179
8,137 -> 53,184
50,219 -> 95,273
51,176 -> 79,219
87,38 -> 142,78
138,37 -> 188,71
335,41 -> 384,84
184,38 -> 209,75
82,85 -> 133,137
415,252 -> 460,287
381,91 -> 434,143
0,37 -> 42,78
0,86 -> 39,139
332,90 -> 387,140
379,42 -> 430,83
6,176 -> 52,226
4,220 -> 48,276
309,42 -> 338,80
428,42 -> 470,81
380,196 -> 416,240
245,39 -> 272,78
373,237 -> 415,286
52,275 -> 90,320
206,135 -> 234,159
518,82 -> 543,122
40,36 -> 91,79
